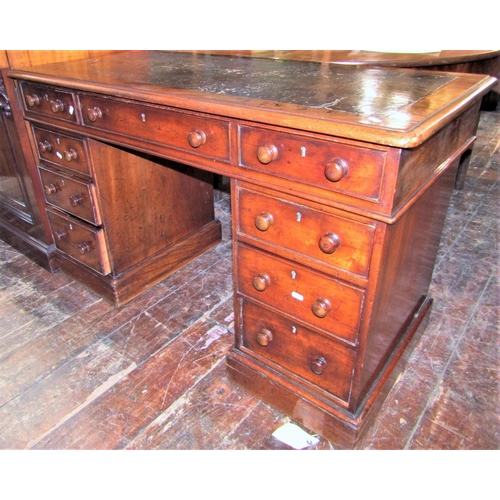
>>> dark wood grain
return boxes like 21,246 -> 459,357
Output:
4,51 -> 497,449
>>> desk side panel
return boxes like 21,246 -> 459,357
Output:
351,159 -> 458,409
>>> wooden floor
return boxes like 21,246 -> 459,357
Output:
0,107 -> 498,451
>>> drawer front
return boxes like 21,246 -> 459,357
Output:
20,82 -> 78,123
236,186 -> 376,279
240,299 -> 355,403
47,208 -> 111,275
239,125 -> 386,202
33,127 -> 90,176
236,244 -> 364,343
79,94 -> 231,161
39,166 -> 101,225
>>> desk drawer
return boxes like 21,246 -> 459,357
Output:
20,82 -> 78,123
47,208 -> 111,275
236,244 -> 364,344
236,185 -> 376,279
239,125 -> 386,203
239,299 -> 355,404
79,94 -> 231,161
33,127 -> 91,177
39,166 -> 101,225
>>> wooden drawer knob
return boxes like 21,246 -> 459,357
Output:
310,357 -> 327,375
78,242 -> 92,255
188,130 -> 207,148
64,149 -> 78,162
87,107 -> 103,122
44,183 -> 59,195
255,212 -> 274,231
257,144 -> 278,164
38,140 -> 52,153
53,229 -> 66,241
256,328 -> 273,347
318,233 -> 340,254
69,194 -> 83,207
26,94 -> 40,107
324,159 -> 348,182
50,99 -> 65,113
312,297 -> 332,318
253,273 -> 271,292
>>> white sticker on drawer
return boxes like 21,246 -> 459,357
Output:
291,291 -> 304,301
272,423 -> 319,449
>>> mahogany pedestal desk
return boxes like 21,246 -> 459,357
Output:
8,51 -> 496,449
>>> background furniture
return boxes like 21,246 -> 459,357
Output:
0,57 -> 51,269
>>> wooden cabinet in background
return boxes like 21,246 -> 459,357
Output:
0,66 -> 54,268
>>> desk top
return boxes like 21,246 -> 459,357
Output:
9,51 -> 497,148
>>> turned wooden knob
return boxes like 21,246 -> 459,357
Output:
255,212 -> 274,231
310,357 -> 327,375
253,273 -> 271,291
78,242 -> 92,255
64,149 -> 78,161
187,130 -> 207,148
257,144 -> 278,164
312,297 -> 332,318
256,328 -> 273,347
53,229 -> 66,241
38,140 -> 52,153
26,94 -> 40,107
50,99 -> 65,113
87,107 -> 103,122
318,233 -> 340,254
69,194 -> 83,207
44,183 -> 58,195
324,159 -> 348,182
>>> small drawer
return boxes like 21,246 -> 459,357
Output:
47,208 -> 111,275
39,166 -> 101,225
236,185 -> 376,279
20,82 -> 78,123
236,244 -> 364,344
79,94 -> 231,161
239,299 -> 355,404
238,125 -> 387,203
33,127 -> 91,176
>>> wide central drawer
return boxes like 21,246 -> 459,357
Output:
239,299 -> 356,404
236,185 -> 376,279
79,94 -> 231,161
236,244 -> 364,344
